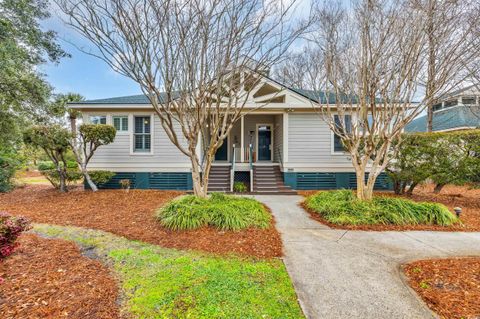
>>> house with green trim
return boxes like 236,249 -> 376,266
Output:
69,72 -> 391,193
406,85 -> 480,132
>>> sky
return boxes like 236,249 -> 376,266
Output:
40,0 -> 313,101
40,13 -> 141,100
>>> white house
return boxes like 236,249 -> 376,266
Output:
69,71 -> 391,193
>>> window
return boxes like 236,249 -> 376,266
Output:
333,115 -> 352,153
90,115 -> 106,124
432,103 -> 442,112
462,97 -> 476,105
134,116 -> 151,152
444,100 -> 457,108
113,116 -> 128,132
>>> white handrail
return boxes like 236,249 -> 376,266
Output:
230,144 -> 236,192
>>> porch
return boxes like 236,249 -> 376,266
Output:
213,113 -> 285,170
208,113 -> 294,194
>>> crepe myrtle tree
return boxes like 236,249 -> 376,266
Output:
23,125 -> 71,192
56,0 -> 310,197
70,124 -> 116,192
415,0 -> 479,132
299,0 -> 431,200
276,0 -> 478,200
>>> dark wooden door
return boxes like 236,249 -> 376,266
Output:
257,125 -> 272,161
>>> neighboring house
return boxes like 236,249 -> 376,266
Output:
69,72 -> 391,192
406,85 -> 480,132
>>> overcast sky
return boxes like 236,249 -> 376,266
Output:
40,7 -> 142,100
40,0 -> 313,101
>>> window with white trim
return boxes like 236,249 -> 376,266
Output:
333,115 -> 352,153
89,115 -> 106,124
444,99 -> 457,108
134,116 -> 151,152
113,116 -> 128,132
462,97 -> 476,105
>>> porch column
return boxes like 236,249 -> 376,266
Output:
240,115 -> 245,162
283,112 -> 288,164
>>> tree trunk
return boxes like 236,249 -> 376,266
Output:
400,181 -> 407,195
191,156 -> 208,198
433,183 -> 445,194
355,169 -> 368,200
393,181 -> 408,195
426,0 -> 436,133
393,179 -> 403,195
82,166 -> 98,192
406,182 -> 418,195
58,168 -> 68,193
355,168 -> 379,201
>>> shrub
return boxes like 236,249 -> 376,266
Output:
304,190 -> 457,226
38,160 -> 77,171
233,181 -> 248,193
0,212 -> 31,259
0,152 -> 21,193
38,161 -> 82,188
89,170 -> 115,185
388,130 -> 480,194
74,124 -> 116,191
157,193 -> 271,231
119,179 -> 131,190
23,125 -> 72,192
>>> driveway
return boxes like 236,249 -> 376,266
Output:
252,195 -> 480,319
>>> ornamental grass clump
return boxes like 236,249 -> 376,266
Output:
304,190 -> 457,226
0,212 -> 31,258
157,193 -> 270,231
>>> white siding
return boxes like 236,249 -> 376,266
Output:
85,112 -> 191,172
286,113 -> 354,172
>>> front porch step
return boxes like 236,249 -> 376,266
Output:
208,165 -> 232,193
253,165 -> 296,194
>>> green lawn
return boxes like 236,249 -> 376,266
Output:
18,176 -> 50,184
34,224 -> 304,319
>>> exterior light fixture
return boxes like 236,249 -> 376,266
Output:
453,207 -> 462,218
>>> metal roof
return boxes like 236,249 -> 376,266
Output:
405,105 -> 480,132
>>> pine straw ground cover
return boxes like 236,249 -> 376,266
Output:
0,233 -> 120,319
403,257 -> 480,319
299,184 -> 480,231
0,185 -> 282,258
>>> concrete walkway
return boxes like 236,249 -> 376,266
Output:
251,195 -> 480,319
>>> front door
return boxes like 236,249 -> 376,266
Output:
257,125 -> 272,161
215,138 -> 228,161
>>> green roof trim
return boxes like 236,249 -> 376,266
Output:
405,105 -> 480,132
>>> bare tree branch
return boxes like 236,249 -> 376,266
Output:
56,0 -> 310,197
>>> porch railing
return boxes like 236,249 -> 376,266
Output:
233,145 -> 254,163
230,144 -> 236,192
249,144 -> 253,192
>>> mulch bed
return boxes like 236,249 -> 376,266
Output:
0,234 -> 120,319
0,185 -> 282,258
403,257 -> 480,319
299,184 -> 480,231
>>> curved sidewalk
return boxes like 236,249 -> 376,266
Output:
252,195 -> 480,319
